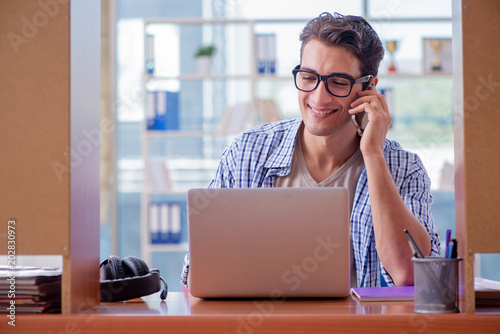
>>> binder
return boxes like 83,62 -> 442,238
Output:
170,203 -> 181,244
159,203 -> 171,243
255,34 -> 266,74
145,34 -> 155,75
146,91 -> 156,130
164,91 -> 179,130
267,33 -> 276,74
150,203 -> 161,244
155,91 -> 167,130
150,202 -> 182,244
153,91 -> 179,131
255,33 -> 276,74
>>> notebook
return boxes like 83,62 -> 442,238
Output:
351,286 -> 414,302
187,187 -> 351,299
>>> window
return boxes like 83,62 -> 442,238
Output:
107,0 -> 458,291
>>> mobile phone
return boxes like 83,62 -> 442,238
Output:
351,112 -> 368,137
351,80 -> 373,136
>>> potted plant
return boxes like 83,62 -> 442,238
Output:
194,44 -> 216,75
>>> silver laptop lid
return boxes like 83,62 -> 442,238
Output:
187,187 -> 350,298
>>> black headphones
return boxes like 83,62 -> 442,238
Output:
99,255 -> 168,302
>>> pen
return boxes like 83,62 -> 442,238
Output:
405,229 -> 451,305
443,239 -> 458,293
446,239 -> 457,259
444,229 -> 451,258
404,229 -> 424,258
451,239 -> 457,259
446,239 -> 453,259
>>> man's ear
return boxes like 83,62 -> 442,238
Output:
368,77 -> 379,91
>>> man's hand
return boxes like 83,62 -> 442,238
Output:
348,82 -> 391,157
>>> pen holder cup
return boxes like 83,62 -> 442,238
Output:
412,257 -> 462,313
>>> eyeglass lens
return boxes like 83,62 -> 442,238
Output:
295,71 -> 353,97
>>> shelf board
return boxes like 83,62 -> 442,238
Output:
378,72 -> 452,79
146,190 -> 187,196
144,17 -> 309,25
149,242 -> 188,252
145,130 -> 238,138
145,74 -> 292,81
144,16 -> 451,26
144,73 -> 451,83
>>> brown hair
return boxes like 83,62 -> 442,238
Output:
299,12 -> 384,77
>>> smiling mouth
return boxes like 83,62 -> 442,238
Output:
309,105 -> 339,115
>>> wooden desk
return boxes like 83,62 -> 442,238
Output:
4,292 -> 500,334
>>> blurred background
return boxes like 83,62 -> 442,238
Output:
98,0 -> 498,292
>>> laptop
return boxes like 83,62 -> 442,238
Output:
186,187 -> 351,299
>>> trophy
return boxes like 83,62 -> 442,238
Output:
386,40 -> 398,73
430,39 -> 442,71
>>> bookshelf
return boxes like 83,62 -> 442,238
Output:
138,17 -> 306,265
135,15 -> 457,286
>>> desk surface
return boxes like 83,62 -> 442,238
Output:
5,292 -> 500,334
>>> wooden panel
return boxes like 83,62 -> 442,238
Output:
461,0 -> 500,254
452,0 -> 468,313
7,315 -> 500,334
1,293 -> 499,334
453,0 -> 500,313
67,0 -> 101,314
0,0 -> 70,256
0,0 -> 101,314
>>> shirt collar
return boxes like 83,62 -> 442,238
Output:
264,119 -> 391,175
264,118 -> 302,173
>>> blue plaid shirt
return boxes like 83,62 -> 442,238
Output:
181,118 -> 441,287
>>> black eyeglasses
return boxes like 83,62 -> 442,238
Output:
292,65 -> 373,97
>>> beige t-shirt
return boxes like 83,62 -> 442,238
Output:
275,136 -> 365,287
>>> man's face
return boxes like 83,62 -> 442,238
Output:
298,39 -> 363,138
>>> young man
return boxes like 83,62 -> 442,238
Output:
182,12 -> 440,288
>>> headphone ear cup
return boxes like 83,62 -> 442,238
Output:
108,255 -> 124,279
99,259 -> 112,280
122,256 -> 149,277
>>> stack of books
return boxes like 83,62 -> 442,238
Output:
475,277 -> 500,306
148,161 -> 173,191
0,266 -> 62,313
218,99 -> 281,134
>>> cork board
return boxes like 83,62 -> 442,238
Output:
460,0 -> 500,255
0,0 -> 71,255
0,0 -> 101,313
454,0 -> 500,313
